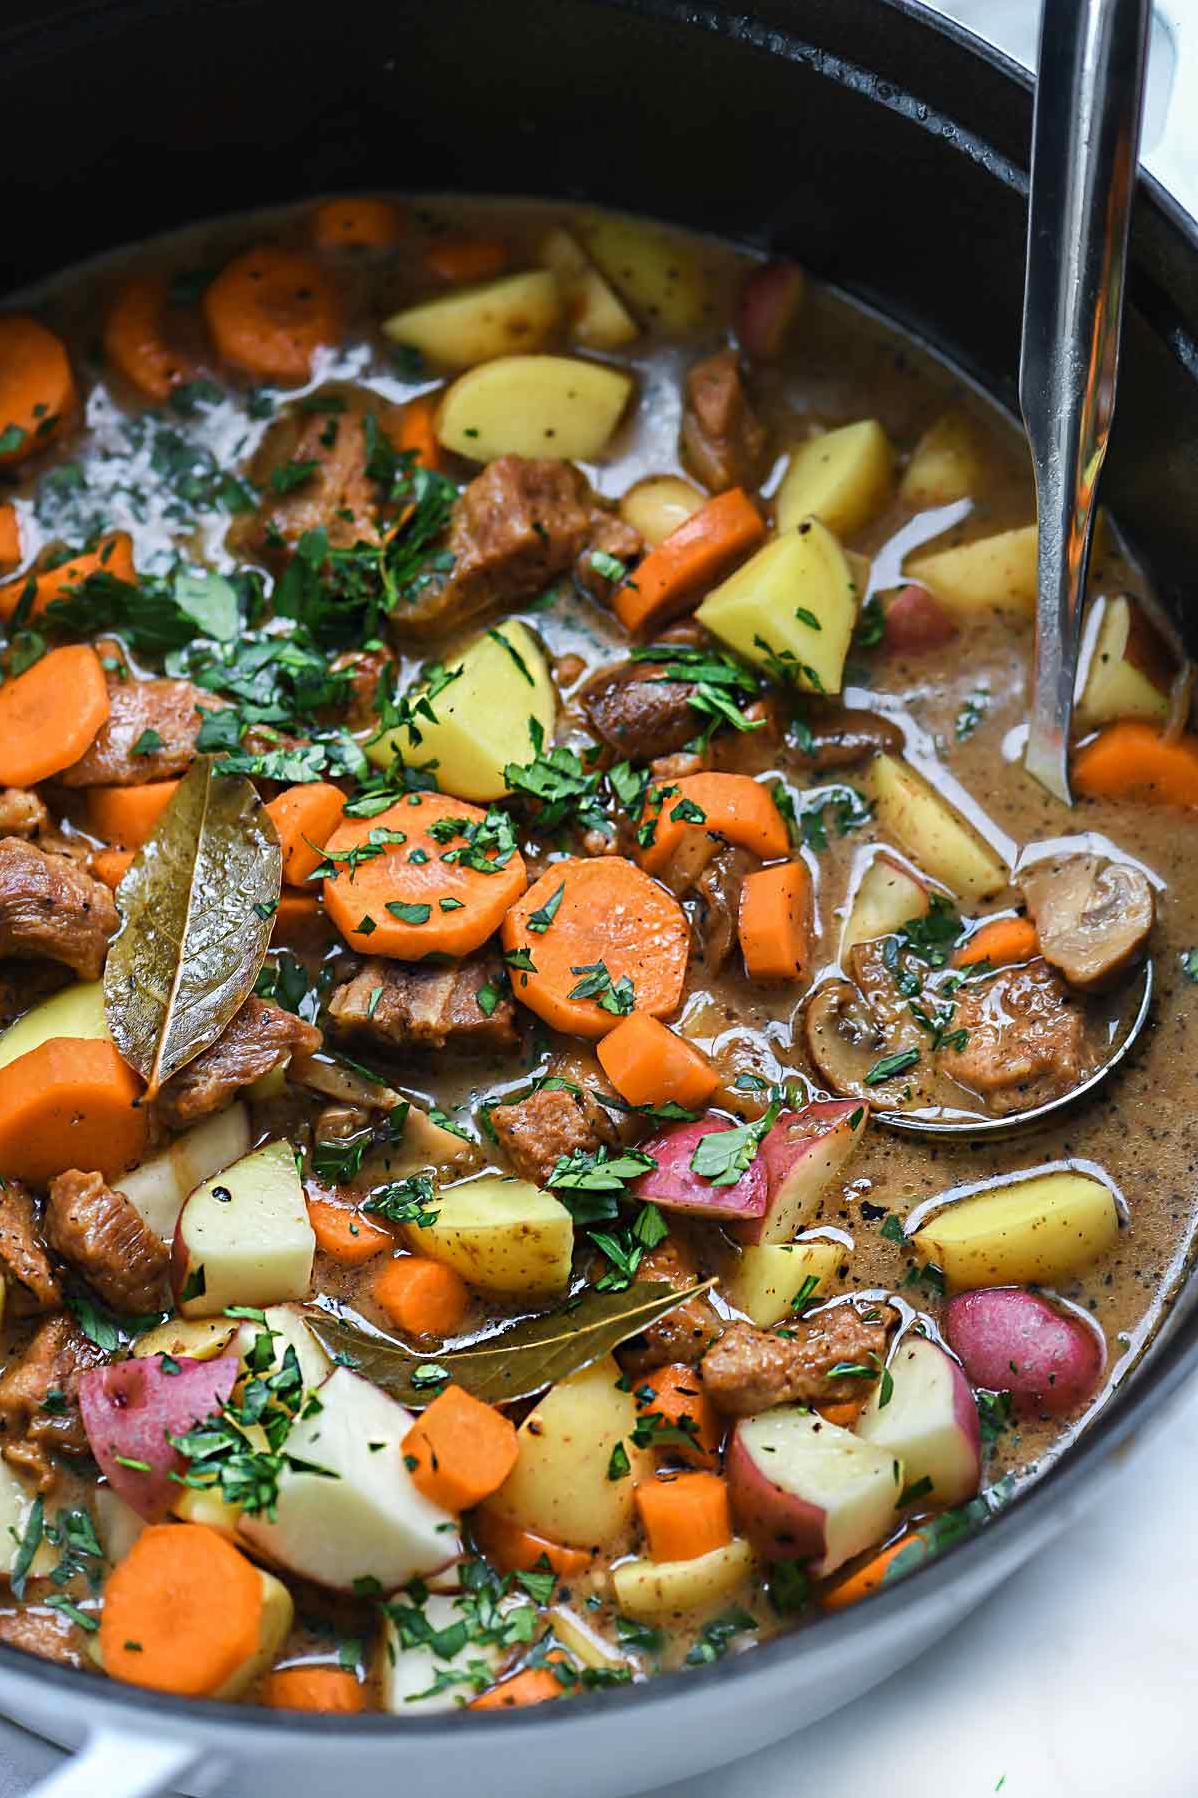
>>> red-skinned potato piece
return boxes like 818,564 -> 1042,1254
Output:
856,1336 -> 981,1508
726,1407 -> 901,1574
737,261 -> 805,360
735,1100 -> 868,1246
883,583 -> 958,652
634,1116 -> 768,1223
79,1354 -> 239,1520
944,1288 -> 1105,1418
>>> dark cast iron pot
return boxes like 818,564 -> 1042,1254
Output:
1,3 -> 1197,1794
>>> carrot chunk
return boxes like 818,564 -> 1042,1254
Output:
91,848 -> 135,892
635,1364 -> 724,1469
203,247 -> 340,384
471,1509 -> 592,1581
636,772 -> 790,877
103,276 -> 200,402
0,645 -> 110,787
261,1666 -> 367,1712
86,780 -> 180,851
613,488 -> 765,635
0,504 -> 21,574
393,393 -> 444,472
265,782 -> 346,887
321,792 -> 527,961
0,1039 -> 147,1185
374,1256 -> 470,1337
100,1523 -> 263,1697
501,856 -> 689,1040
402,1384 -> 519,1512
307,1197 -> 394,1267
0,316 -> 76,466
468,1660 -> 567,1710
953,915 -> 1039,969
312,197 -> 407,250
425,238 -> 510,283
737,860 -> 813,981
815,1397 -> 867,1430
635,1471 -> 732,1563
819,1532 -> 916,1611
1072,721 -> 1198,807
597,1012 -> 718,1111
0,530 -> 135,625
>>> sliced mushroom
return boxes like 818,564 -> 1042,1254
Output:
797,702 -> 904,772
1020,854 -> 1154,991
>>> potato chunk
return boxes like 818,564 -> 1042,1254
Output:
1075,594 -> 1173,728
905,523 -> 1038,618
910,1169 -> 1120,1289
695,521 -> 857,695
435,355 -> 633,462
611,1539 -> 756,1620
382,270 -> 561,370
366,621 -> 556,803
538,229 -> 639,350
899,412 -> 982,507
577,212 -> 710,332
776,421 -> 895,540
619,475 -> 705,547
867,753 -> 1008,903
404,1173 -> 574,1297
722,1240 -> 841,1329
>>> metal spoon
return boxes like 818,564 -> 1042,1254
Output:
1021,0 -> 1151,802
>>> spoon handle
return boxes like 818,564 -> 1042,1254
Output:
1020,0 -> 1151,804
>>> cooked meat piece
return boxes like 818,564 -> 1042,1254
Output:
619,1235 -> 723,1374
0,1316 -> 108,1489
0,1605 -> 90,1669
0,961 -> 72,1031
576,513 -> 643,603
58,677 -> 219,787
939,959 -> 1089,1114
701,1304 -> 899,1416
154,997 -> 322,1130
0,838 -> 117,980
0,789 -> 48,840
236,386 -> 405,559
45,1171 -> 170,1314
580,661 -> 703,762
795,703 -> 905,772
680,348 -> 767,493
1020,854 -> 1155,991
328,956 -> 518,1054
708,697 -> 783,778
398,456 -> 597,637
330,646 -> 395,733
694,847 -> 753,976
491,1057 -> 626,1189
0,1185 -> 60,1316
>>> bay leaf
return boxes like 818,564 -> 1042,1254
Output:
103,755 -> 282,1096
304,1280 -> 715,1407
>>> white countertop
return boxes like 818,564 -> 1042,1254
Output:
2,4 -> 1196,1795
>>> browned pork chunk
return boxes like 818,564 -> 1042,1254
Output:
0,838 -> 117,979
619,1235 -> 723,1374
154,998 -> 321,1130
0,1316 -> 107,1489
0,789 -> 48,840
680,348 -> 767,493
490,1060 -> 626,1190
237,385 -> 406,558
58,677 -> 218,787
701,1304 -> 899,1416
580,660 -> 704,762
0,1185 -> 60,1316
329,956 -> 518,1055
575,513 -> 643,603
939,959 -> 1088,1113
45,1171 -> 171,1315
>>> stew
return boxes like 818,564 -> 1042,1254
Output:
0,193 -> 1192,1712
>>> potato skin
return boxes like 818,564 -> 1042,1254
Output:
945,1287 -> 1105,1417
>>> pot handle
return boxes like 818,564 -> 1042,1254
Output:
26,1727 -> 201,1798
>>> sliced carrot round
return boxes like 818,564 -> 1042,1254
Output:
313,197 -> 406,250
265,781 -> 347,886
636,772 -> 791,877
597,1012 -> 717,1111
261,1666 -> 367,1712
0,529 -> 136,625
321,792 -> 527,960
307,1196 -> 393,1267
0,316 -> 76,466
374,1255 -> 469,1336
203,246 -> 340,385
0,1039 -> 147,1185
737,860 -> 813,981
425,238 -> 509,284
100,1523 -> 263,1697
103,277 -> 199,402
1072,721 -> 1198,808
86,780 -> 180,851
0,645 -> 110,787
501,856 -> 689,1039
